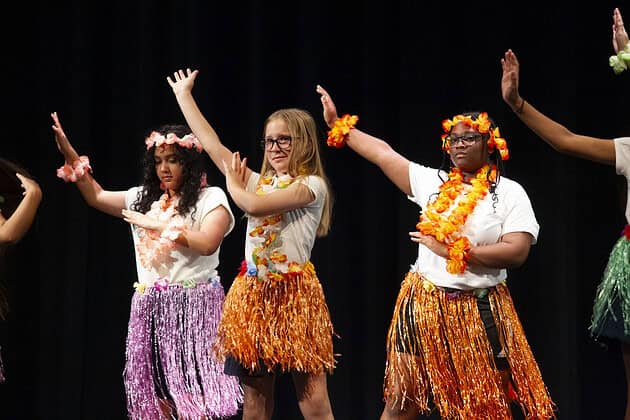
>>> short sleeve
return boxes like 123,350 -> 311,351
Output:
125,186 -> 141,210
614,137 -> 630,178
501,181 -> 540,244
246,172 -> 261,193
408,162 -> 444,207
197,187 -> 236,236
296,176 -> 327,207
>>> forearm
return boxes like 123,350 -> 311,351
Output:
175,229 -> 222,256
228,186 -> 268,217
467,241 -> 530,269
513,98 -> 615,165
173,91 -> 233,172
0,192 -> 42,244
74,175 -> 126,217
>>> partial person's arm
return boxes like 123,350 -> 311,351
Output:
51,112 -> 127,217
122,205 -> 232,256
167,69 -> 252,182
500,50 -> 615,166
316,85 -> 412,195
222,152 -> 315,217
409,231 -> 532,269
0,174 -> 42,244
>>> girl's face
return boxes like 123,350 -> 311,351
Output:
263,118 -> 292,175
154,144 -> 184,194
448,122 -> 488,173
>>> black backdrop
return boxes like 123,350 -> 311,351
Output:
1,1 -> 630,419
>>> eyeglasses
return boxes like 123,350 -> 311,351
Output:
260,136 -> 292,150
446,133 -> 483,146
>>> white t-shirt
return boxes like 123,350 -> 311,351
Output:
125,186 -> 235,286
243,173 -> 326,276
408,163 -> 539,290
614,137 -> 630,224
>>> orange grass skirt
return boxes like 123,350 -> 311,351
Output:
384,272 -> 556,419
216,262 -> 336,374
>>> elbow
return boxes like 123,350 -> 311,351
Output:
0,232 -> 20,246
505,250 -> 530,269
198,242 -> 221,256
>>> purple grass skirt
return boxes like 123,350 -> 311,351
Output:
124,278 -> 242,419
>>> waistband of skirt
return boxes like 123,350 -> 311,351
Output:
414,274 -> 506,299
133,276 -> 221,294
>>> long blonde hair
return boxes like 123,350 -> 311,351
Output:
259,108 -> 333,236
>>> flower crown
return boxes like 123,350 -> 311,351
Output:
440,112 -> 509,160
144,131 -> 203,152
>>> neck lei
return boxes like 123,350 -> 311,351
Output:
416,164 -> 495,273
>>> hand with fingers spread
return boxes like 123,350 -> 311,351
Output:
613,7 -> 629,53
16,173 -> 42,199
51,111 -> 80,163
316,85 -> 339,128
121,209 -> 165,232
167,68 -> 199,97
409,231 -> 448,259
500,49 -> 522,112
222,151 -> 249,195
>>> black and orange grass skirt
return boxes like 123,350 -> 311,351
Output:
384,272 -> 556,419
217,262 -> 336,375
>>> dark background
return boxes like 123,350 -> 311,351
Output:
1,1 -> 629,419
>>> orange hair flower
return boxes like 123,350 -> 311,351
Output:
441,113 -> 509,161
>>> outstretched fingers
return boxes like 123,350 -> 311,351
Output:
316,84 -> 339,128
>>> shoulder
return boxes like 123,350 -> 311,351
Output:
125,186 -> 142,207
496,176 -> 528,195
197,186 -> 232,208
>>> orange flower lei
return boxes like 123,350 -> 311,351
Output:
326,114 -> 359,148
416,164 -> 495,274
248,174 -> 306,281
441,112 -> 510,161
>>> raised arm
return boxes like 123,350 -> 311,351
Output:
316,85 -> 412,196
221,152 -> 315,217
167,69 -> 252,182
613,8 -> 629,53
0,173 -> 42,244
501,50 -> 615,166
51,112 -> 127,217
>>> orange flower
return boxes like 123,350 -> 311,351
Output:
441,113 -> 509,161
327,114 -> 359,148
417,165 -> 493,274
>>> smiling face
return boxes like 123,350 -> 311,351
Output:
154,144 -> 184,194
448,122 -> 489,173
263,118 -> 292,175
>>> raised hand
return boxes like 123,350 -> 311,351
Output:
316,85 -> 339,128
222,151 -> 249,193
167,68 -> 198,96
15,173 -> 42,199
613,8 -> 629,53
51,112 -> 80,162
501,49 -> 522,111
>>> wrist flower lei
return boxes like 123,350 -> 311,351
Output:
610,44 -> 630,75
441,112 -> 509,161
326,114 -> 359,148
57,156 -> 92,182
416,164 -> 495,274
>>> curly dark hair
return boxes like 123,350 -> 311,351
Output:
131,124 -> 209,221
